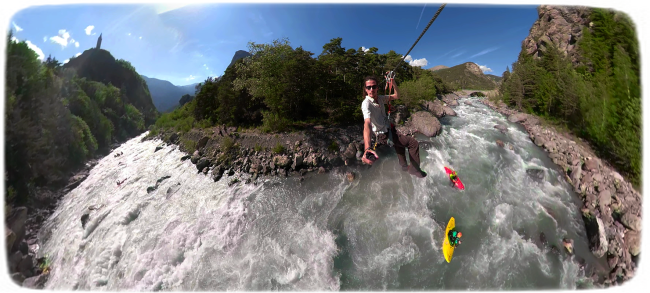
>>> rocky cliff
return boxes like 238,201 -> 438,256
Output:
522,5 -> 591,65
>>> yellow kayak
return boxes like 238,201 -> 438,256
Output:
442,217 -> 456,263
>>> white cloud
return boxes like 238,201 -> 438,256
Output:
75,53 -> 81,57
139,36 -> 142,40
185,75 -> 196,81
43,36 -> 47,42
75,41 -> 80,48
25,40 -> 45,61
405,55 -> 428,67
128,33 -> 131,36
85,25 -> 95,35
470,47 -> 499,58
361,46 -> 370,53
479,65 -> 493,73
11,36 -> 18,42
12,21 -> 23,32
50,29 -> 72,48
63,59 -> 69,64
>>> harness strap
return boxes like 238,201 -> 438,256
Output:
384,71 -> 395,148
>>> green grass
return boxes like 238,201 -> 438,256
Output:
182,139 -> 196,153
272,142 -> 285,154
328,141 -> 339,153
222,136 -> 235,153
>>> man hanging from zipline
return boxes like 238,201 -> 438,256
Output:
360,73 -> 427,178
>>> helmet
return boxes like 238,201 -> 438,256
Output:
457,232 -> 462,238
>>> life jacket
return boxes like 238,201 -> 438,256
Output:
448,230 -> 459,244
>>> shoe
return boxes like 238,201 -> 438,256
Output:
408,165 -> 427,178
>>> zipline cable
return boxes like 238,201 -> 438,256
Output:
391,3 -> 447,74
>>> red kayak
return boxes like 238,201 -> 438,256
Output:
444,167 -> 465,190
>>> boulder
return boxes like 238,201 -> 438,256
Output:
273,155 -> 291,168
625,230 -> 640,256
570,163 -> 582,186
291,155 -> 304,170
6,207 -> 28,252
621,212 -> 641,231
608,254 -> 619,269
526,168 -> 545,182
169,132 -> 179,143
441,94 -> 459,106
342,143 -> 357,160
410,111 -> 442,137
422,100 -> 445,118
196,136 -> 210,150
582,210 -> 608,258
6,225 -> 16,253
443,106 -> 457,116
23,273 -> 49,289
598,189 -> 612,208
508,113 -> 528,123
583,158 -> 600,172
494,124 -> 508,133
196,158 -> 210,171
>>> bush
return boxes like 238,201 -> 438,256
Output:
222,136 -> 235,153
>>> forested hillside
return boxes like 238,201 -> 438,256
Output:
497,8 -> 641,185
150,37 -> 454,135
5,30 -> 158,206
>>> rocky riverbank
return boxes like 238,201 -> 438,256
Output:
145,92 -> 467,186
479,98 -> 641,287
5,159 -> 97,288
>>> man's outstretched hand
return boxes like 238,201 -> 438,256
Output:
362,149 -> 378,165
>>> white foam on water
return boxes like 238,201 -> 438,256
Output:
39,133 -> 341,291
37,98 -> 594,291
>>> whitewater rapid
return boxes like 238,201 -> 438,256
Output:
37,97 -> 598,290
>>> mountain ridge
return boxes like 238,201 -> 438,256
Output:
430,62 -> 497,90
141,75 -> 199,113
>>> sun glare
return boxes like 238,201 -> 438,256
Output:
154,4 -> 190,15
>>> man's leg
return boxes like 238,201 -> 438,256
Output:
394,127 -> 425,178
390,127 -> 408,171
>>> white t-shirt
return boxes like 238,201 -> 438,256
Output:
361,95 -> 389,134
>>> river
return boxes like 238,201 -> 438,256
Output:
37,97 -> 600,290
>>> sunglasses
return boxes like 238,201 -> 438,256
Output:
365,85 -> 378,90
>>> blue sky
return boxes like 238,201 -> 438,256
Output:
6,3 -> 561,86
